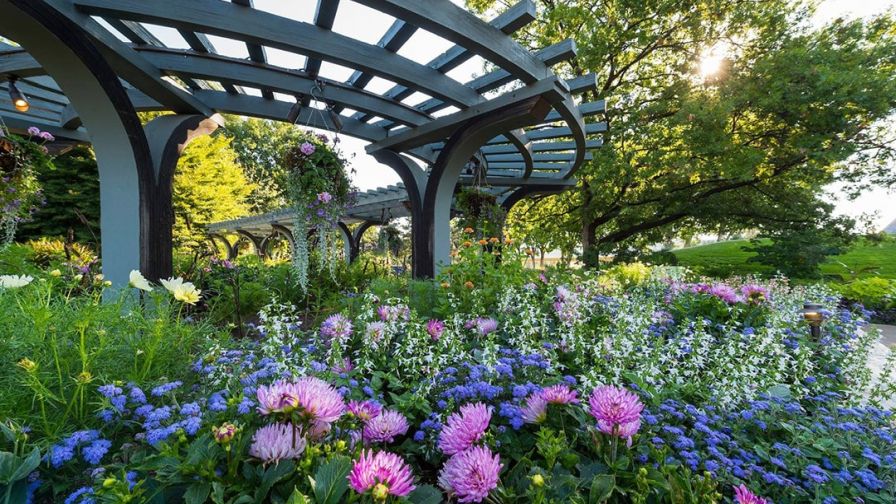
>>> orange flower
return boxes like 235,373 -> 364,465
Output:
464,281 -> 474,289
463,227 -> 474,234
463,241 -> 473,248
478,239 -> 488,246
489,237 -> 499,244
504,238 -> 513,245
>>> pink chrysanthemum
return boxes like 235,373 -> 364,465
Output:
587,385 -> 644,440
521,394 -> 548,424
540,384 -> 579,405
348,450 -> 416,498
248,423 -> 306,464
475,318 -> 498,336
427,319 -> 446,341
438,402 -> 492,455
363,409 -> 409,444
733,484 -> 768,504
438,446 -> 502,503
256,377 -> 345,426
347,400 -> 382,422
707,284 -> 741,304
320,314 -> 353,343
740,284 -> 770,305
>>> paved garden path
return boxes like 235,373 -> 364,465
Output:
866,324 -> 896,408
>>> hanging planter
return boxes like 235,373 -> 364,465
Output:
282,133 -> 353,291
0,125 -> 54,247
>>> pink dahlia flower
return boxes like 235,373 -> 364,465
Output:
427,319 -> 446,341
708,284 -> 741,304
248,423 -> 306,464
320,314 -> 353,343
587,385 -> 644,440
348,449 -> 416,498
256,377 -> 345,426
540,384 -> 579,405
347,400 -> 382,422
521,394 -> 548,424
438,402 -> 492,455
363,409 -> 409,444
438,446 -> 502,503
733,484 -> 768,504
474,318 -> 498,336
740,284 -> 770,304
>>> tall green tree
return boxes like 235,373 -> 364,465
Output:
17,145 -> 100,245
471,0 -> 896,264
222,116 -> 311,213
173,134 -> 255,251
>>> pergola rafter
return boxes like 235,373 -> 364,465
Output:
0,0 -> 606,283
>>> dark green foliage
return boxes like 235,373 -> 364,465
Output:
746,220 -> 855,278
17,146 -> 100,245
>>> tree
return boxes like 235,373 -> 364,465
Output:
746,216 -> 855,279
471,0 -> 896,265
172,134 -> 255,251
17,145 -> 101,245
221,116 -> 324,213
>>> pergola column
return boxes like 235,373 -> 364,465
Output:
336,222 -> 354,263
371,151 -> 427,276
142,114 -> 221,280
420,96 -> 553,277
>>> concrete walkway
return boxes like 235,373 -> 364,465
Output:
871,324 -> 896,348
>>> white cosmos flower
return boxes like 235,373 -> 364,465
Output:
160,277 -> 185,293
161,277 -> 201,304
129,270 -> 153,291
0,275 -> 34,289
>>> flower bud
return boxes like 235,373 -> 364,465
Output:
531,474 -> 545,487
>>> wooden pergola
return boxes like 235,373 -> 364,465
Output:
0,0 -> 605,282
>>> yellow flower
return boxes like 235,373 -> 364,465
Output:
17,358 -> 37,373
76,371 -> 93,384
162,277 -> 202,305
440,282 -> 451,289
49,269 -> 62,277
504,238 -> 513,245
129,270 -> 153,291
531,474 -> 545,487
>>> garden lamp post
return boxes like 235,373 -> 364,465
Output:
802,303 -> 824,340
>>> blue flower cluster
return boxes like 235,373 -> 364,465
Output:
48,430 -> 112,468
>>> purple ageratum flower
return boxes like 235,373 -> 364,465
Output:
587,385 -> 644,441
474,318 -> 498,336
540,384 -> 579,405
427,319 -> 446,341
248,423 -> 306,464
300,142 -> 316,156
438,402 -> 492,455
363,409 -> 409,444
438,446 -> 502,503
741,284 -> 770,304
320,314 -> 353,344
733,484 -> 768,504
255,377 -> 346,425
348,450 -> 416,498
348,400 -> 383,422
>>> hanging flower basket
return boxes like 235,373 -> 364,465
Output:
0,125 -> 54,247
281,133 -> 353,291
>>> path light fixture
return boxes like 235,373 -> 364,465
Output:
7,75 -> 29,112
802,303 -> 824,340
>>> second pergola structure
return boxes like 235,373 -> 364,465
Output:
0,0 -> 605,283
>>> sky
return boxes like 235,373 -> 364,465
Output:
132,0 -> 895,230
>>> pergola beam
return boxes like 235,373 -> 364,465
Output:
72,0 -> 484,108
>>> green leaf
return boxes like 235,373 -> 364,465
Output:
285,488 -> 310,504
184,482 -> 211,504
312,455 -> 352,504
589,474 -> 615,504
255,460 -> 296,504
0,452 -> 18,485
408,485 -> 443,504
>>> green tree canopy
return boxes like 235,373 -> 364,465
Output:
173,134 -> 255,251
471,0 -> 896,264
17,145 -> 100,245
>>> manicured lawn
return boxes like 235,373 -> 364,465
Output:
672,238 -> 896,280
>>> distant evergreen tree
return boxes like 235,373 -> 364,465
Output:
17,145 -> 101,245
